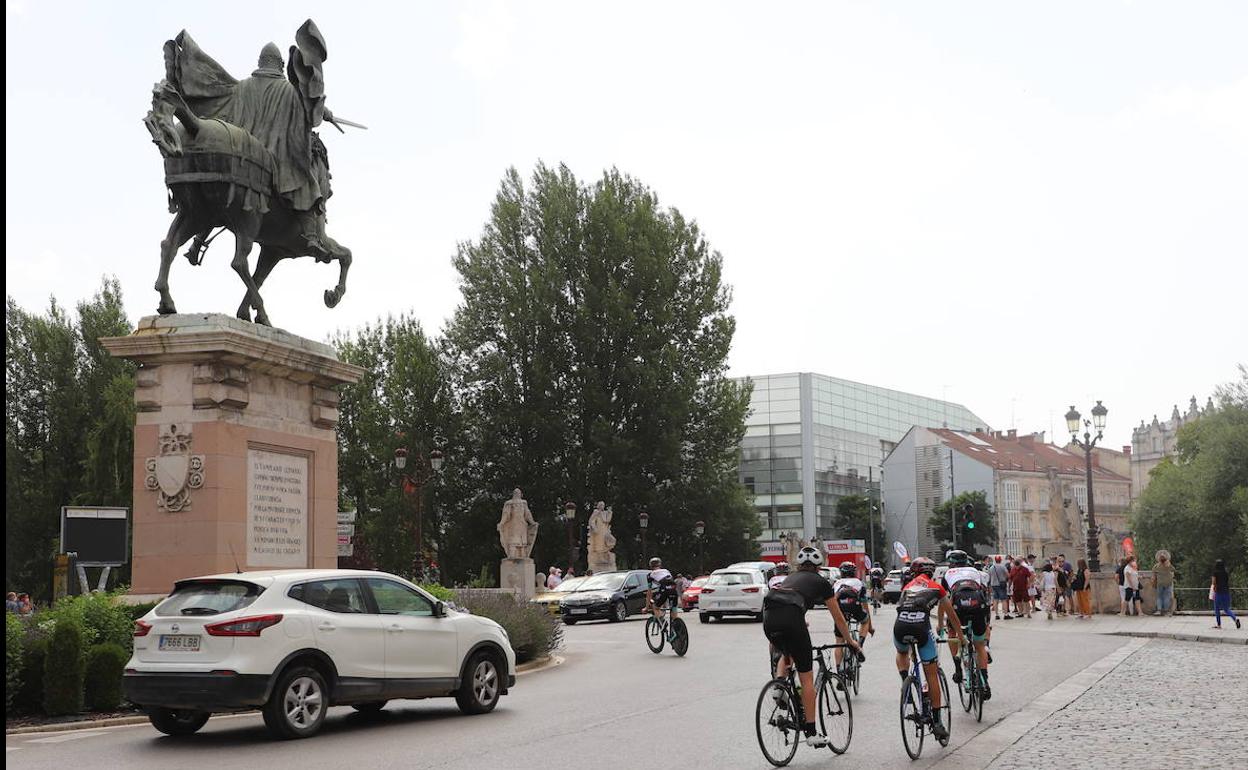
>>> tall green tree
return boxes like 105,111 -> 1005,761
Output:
442,164 -> 755,579
928,490 -> 999,560
832,494 -> 886,565
334,315 -> 461,580
1132,365 -> 1248,588
5,279 -> 134,600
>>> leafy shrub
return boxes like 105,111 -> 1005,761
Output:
43,620 -> 85,716
5,613 -> 23,714
418,583 -> 455,602
17,635 -> 48,712
42,592 -> 135,653
463,564 -> 495,589
455,592 -> 562,664
84,643 -> 129,711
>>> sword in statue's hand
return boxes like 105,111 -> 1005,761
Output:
324,108 -> 368,133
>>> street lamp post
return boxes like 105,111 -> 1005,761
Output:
394,435 -> 445,582
694,520 -> 706,574
639,509 -> 650,563
555,501 -> 578,573
1066,401 -> 1108,572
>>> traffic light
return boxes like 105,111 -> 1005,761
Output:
962,503 -> 976,531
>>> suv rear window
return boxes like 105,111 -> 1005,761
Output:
707,572 -> 755,586
155,580 -> 263,617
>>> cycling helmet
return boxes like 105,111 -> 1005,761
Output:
945,549 -> 971,566
909,557 -> 936,577
796,546 -> 824,566
649,557 -> 662,568
838,561 -> 857,577
774,562 -> 791,574
870,566 -> 884,577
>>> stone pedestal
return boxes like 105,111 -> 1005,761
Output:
101,314 -> 363,598
500,558 -> 536,601
588,552 -> 617,575
1087,571 -> 1122,614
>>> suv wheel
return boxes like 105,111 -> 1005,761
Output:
609,601 -> 628,622
455,651 -> 502,715
263,666 -> 328,739
147,707 -> 210,736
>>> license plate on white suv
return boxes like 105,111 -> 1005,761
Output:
159,634 -> 201,652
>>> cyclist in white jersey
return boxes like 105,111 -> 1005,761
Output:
644,557 -> 677,623
831,561 -> 873,669
940,550 -> 992,700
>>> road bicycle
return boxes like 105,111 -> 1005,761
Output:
755,644 -> 855,766
898,637 -> 951,760
644,601 -> 689,656
953,621 -> 986,722
835,619 -> 863,697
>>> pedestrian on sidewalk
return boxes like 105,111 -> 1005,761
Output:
1211,559 -> 1241,630
1058,554 -> 1074,614
1025,555 -> 1039,612
5,592 -> 18,614
1009,559 -> 1032,618
1116,557 -> 1129,615
988,555 -> 1010,619
1072,558 -> 1092,618
1123,556 -> 1141,616
1054,560 -> 1069,615
1041,563 -> 1058,619
1152,551 -> 1175,616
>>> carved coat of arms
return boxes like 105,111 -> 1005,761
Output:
144,423 -> 205,512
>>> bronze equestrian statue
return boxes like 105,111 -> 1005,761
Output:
144,20 -> 363,326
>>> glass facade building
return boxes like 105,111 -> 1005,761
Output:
739,373 -> 990,542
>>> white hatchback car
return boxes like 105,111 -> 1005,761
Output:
697,568 -> 767,623
124,569 -> 516,739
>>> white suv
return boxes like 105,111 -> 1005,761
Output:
697,568 -> 767,622
123,569 -> 516,739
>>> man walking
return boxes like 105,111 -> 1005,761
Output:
988,555 -> 1011,620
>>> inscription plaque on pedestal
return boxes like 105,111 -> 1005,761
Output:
248,448 -> 310,568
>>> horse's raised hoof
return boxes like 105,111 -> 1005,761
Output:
324,288 -> 343,308
254,310 -> 272,327
157,301 -> 177,316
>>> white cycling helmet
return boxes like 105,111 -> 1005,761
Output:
796,546 -> 824,566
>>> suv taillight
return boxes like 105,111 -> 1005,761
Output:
134,620 -> 152,637
204,614 -> 283,637
741,586 -> 761,593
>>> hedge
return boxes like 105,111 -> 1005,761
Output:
5,613 -> 22,714
43,621 -> 85,716
84,643 -> 129,711
454,592 -> 562,664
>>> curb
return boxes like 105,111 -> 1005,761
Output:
929,636 -> 1149,770
1107,630 -> 1248,645
516,654 -> 565,676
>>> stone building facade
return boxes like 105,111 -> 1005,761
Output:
1130,396 -> 1214,500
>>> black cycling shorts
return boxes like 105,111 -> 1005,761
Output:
652,587 -> 676,607
955,605 -> 990,639
763,604 -> 813,673
833,602 -> 868,637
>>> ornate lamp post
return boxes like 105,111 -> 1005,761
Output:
555,501 -> 578,573
1066,401 -> 1108,572
394,435 -> 445,581
638,508 -> 650,563
694,520 -> 706,574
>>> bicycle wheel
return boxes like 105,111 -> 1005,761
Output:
851,652 -> 861,696
671,618 -> 689,657
755,678 -> 800,767
934,668 -> 952,746
644,616 -> 665,654
956,648 -> 972,713
817,673 -> 852,755
899,674 -> 925,760
972,668 -> 984,723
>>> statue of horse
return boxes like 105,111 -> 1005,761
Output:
143,81 -> 350,326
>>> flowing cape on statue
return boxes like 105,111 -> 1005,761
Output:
162,21 -> 328,211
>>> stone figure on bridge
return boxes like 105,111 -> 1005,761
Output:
144,19 -> 365,325
497,488 -> 538,560
1045,468 -> 1073,542
587,502 -> 617,573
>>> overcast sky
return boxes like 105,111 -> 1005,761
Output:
6,1 -> 1245,450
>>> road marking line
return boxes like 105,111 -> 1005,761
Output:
25,731 -> 107,744
930,636 -> 1149,770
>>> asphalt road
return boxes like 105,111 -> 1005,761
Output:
7,610 -> 1128,769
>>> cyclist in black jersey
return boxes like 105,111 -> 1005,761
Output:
892,557 -> 961,742
940,550 -> 992,700
763,546 -> 861,747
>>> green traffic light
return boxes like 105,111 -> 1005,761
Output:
966,521 -> 975,529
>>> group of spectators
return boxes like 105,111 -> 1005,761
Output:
984,553 -> 1092,620
5,591 -> 35,616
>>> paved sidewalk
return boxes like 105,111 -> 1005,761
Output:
990,609 -> 1246,644
987,639 -> 1248,768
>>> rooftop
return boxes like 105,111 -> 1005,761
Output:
930,428 -> 1130,481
